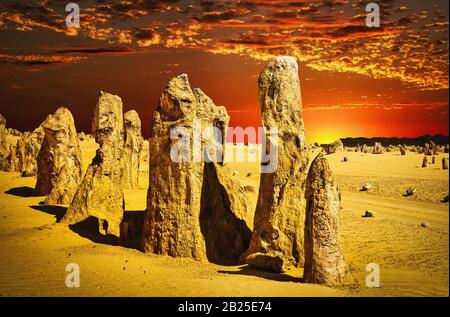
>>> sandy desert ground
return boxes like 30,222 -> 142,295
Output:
0,141 -> 448,297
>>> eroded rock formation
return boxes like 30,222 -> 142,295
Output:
123,110 -> 143,190
304,154 -> 349,285
35,107 -> 82,204
142,74 -> 252,264
241,56 -> 309,269
61,92 -> 125,237
372,142 -> 385,154
400,145 -> 406,155
443,157 -> 449,170
0,114 -> 7,171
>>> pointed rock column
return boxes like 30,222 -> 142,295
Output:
304,154 -> 349,285
35,107 -> 82,204
61,92 -> 125,237
143,75 -> 252,263
123,110 -> 143,190
241,56 -> 309,269
143,74 -> 207,259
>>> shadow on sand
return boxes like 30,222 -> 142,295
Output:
29,204 -> 144,249
5,186 -> 40,197
30,205 -> 66,222
218,265 -> 303,283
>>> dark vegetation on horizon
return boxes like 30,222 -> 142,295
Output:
341,134 -> 449,147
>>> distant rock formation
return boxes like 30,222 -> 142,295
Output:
399,145 -> 406,155
61,92 -> 125,237
341,135 -> 449,148
372,142 -> 385,154
241,56 -> 308,270
139,140 -> 149,172
0,114 -> 7,171
0,114 -> 44,176
423,143 -> 432,156
35,107 -> 82,204
19,127 -> 45,176
246,252 -> 286,273
443,157 -> 449,170
304,154 -> 349,285
123,110 -> 143,190
422,156 -> 428,168
321,139 -> 343,154
142,74 -> 252,264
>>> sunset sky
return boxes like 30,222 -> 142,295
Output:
0,0 -> 448,143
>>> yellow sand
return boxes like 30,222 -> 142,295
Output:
0,145 -> 448,296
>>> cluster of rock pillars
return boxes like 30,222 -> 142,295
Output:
0,56 -> 351,286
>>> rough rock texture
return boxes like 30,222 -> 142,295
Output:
0,116 -> 44,175
304,154 -> 349,285
143,74 -> 252,264
361,144 -> 369,153
321,139 -> 343,155
35,107 -> 82,204
123,110 -> 143,190
246,252 -> 287,273
0,114 -> 7,171
19,127 -> 45,176
241,56 -> 309,269
139,140 -> 149,172
61,92 -> 125,237
372,142 -> 385,154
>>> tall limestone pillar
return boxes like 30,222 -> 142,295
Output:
241,56 -> 309,271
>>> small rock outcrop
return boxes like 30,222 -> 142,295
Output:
35,107 -> 82,204
241,56 -> 309,269
404,187 -> 417,196
363,210 -> 375,217
442,157 -> 449,170
303,154 -> 349,285
123,110 -> 143,190
399,145 -> 406,155
0,114 -> 7,170
61,92 -> 125,237
372,142 -> 385,154
321,139 -> 343,154
422,156 -> 428,168
246,252 -> 286,273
